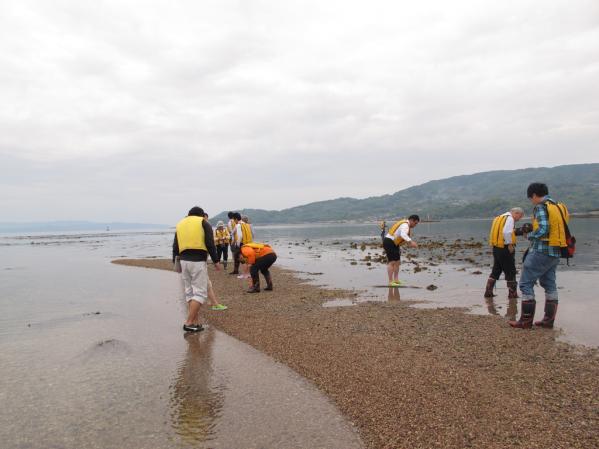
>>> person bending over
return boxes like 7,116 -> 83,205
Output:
485,207 -> 525,299
240,242 -> 277,293
383,215 -> 419,287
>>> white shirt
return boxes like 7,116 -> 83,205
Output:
501,212 -> 515,245
386,222 -> 411,242
234,223 -> 243,245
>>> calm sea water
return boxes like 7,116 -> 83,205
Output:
0,219 -> 597,448
0,228 -> 363,449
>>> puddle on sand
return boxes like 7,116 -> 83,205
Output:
0,247 -> 363,449
323,298 -> 356,307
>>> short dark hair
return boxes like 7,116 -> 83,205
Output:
408,214 -> 420,222
188,206 -> 205,217
227,211 -> 234,219
527,182 -> 548,198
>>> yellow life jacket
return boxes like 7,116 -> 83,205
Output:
388,220 -> 411,246
176,216 -> 207,252
240,222 -> 253,244
489,213 -> 516,248
532,200 -> 569,247
214,228 -> 230,245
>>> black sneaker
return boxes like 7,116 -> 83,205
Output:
183,324 -> 204,332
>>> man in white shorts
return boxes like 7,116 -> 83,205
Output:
173,207 -> 221,332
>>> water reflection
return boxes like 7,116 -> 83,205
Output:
169,329 -> 225,446
505,298 -> 518,321
484,296 -> 518,320
485,297 -> 499,315
387,287 -> 401,303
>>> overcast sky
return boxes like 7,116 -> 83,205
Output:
1,0 -> 598,223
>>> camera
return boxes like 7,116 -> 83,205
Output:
515,223 -> 533,236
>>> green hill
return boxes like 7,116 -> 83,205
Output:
213,163 -> 599,224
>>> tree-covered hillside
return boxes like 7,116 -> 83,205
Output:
213,163 -> 599,224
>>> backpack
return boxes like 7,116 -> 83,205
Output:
546,200 -> 576,263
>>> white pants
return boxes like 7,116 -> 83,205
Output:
181,260 -> 208,304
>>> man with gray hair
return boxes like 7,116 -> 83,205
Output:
485,207 -> 525,299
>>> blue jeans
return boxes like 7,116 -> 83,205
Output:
519,250 -> 560,301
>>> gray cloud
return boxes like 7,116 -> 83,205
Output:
1,0 -> 598,223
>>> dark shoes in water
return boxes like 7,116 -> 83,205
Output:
183,324 -> 204,332
508,300 -> 536,329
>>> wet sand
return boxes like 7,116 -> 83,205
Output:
113,258 -> 599,449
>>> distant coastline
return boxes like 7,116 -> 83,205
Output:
0,221 -> 168,233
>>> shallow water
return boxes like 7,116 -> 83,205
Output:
0,241 -> 362,449
1,218 -> 597,448
256,219 -> 599,347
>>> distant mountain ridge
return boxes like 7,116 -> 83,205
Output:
213,163 -> 599,224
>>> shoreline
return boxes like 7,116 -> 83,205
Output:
113,258 -> 599,449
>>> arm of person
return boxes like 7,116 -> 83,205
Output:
172,233 -> 179,263
241,247 -> 256,265
399,223 -> 417,247
503,215 -> 515,251
528,207 -> 549,241
202,220 -> 220,267
398,223 -> 412,242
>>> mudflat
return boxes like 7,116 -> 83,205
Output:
113,258 -> 599,449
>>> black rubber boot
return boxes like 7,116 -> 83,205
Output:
230,260 -> 239,275
509,300 -> 536,329
247,276 -> 260,293
507,280 -> 519,299
534,300 -> 558,328
264,273 -> 273,291
484,277 -> 496,298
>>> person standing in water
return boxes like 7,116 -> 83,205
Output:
383,215 -> 420,287
484,207 -> 525,299
509,183 -> 570,329
173,207 -> 221,332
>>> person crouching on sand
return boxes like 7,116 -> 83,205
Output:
484,207 -> 525,299
173,206 -> 221,332
382,215 -> 419,287
240,242 -> 277,293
